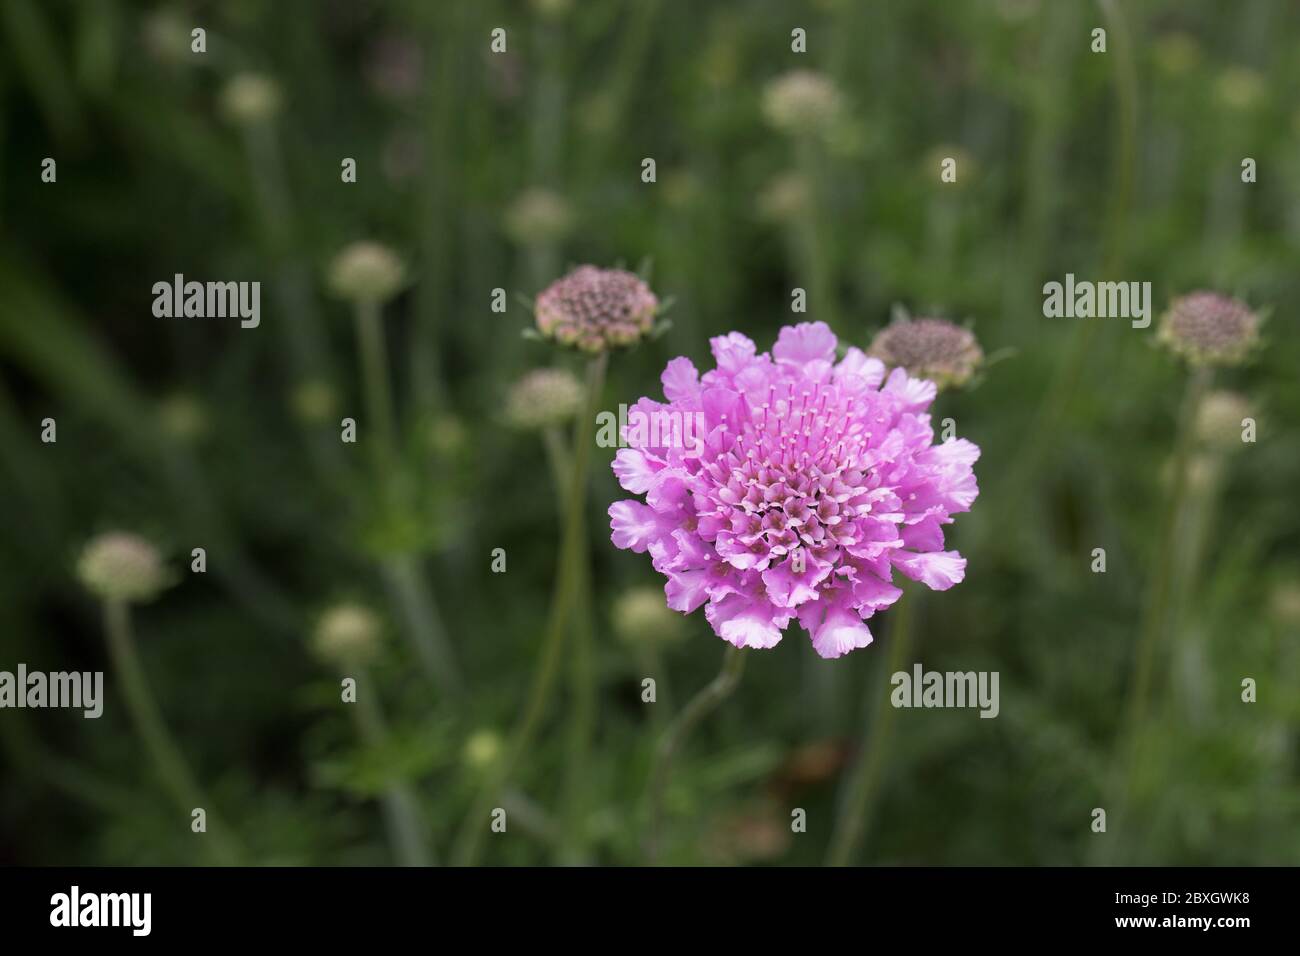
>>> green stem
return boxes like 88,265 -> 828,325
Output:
638,643 -> 671,729
1099,365 -> 1210,864
452,353 -> 607,865
826,591 -> 915,866
350,665 -> 434,867
353,298 -> 463,698
542,425 -> 570,513
103,600 -> 241,865
645,644 -> 747,864
558,358 -> 607,863
382,554 -> 463,699
1128,368 -> 1209,739
793,137 -> 837,330
353,298 -> 397,467
993,0 -> 1138,527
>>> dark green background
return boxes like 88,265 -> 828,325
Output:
0,0 -> 1296,865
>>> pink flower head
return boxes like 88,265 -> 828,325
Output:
608,322 -> 979,659
535,265 -> 659,353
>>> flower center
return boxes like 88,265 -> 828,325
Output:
708,382 -> 871,563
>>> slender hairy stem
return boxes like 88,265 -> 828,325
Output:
103,600 -> 241,865
826,593 -> 916,866
452,354 -> 607,865
645,644 -> 747,864
351,666 -> 434,867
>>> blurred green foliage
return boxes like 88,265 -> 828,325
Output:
0,0 -> 1297,865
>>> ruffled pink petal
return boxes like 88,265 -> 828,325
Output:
761,551 -> 832,608
611,448 -> 659,494
891,550 -> 966,590
705,593 -> 784,649
773,321 -> 837,367
851,571 -> 903,611
834,348 -> 886,389
665,569 -> 713,613
709,332 -> 758,376
882,367 -> 938,412
661,356 -> 702,404
800,599 -> 874,659
609,500 -> 666,553
900,514 -> 946,551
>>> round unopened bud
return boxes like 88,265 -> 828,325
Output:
328,242 -> 405,304
534,266 -> 659,354
312,603 -> 383,667
77,532 -> 171,604
868,318 -> 984,390
612,587 -> 684,647
1195,390 -> 1252,452
220,73 -> 282,125
1157,292 -> 1260,367
505,369 -> 583,430
761,70 -> 843,136
463,730 -> 503,770
504,188 -> 573,246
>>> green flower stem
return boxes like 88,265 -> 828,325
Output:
559,525 -> 597,864
352,298 -> 463,699
638,643 -> 671,730
381,554 -> 463,700
793,137 -> 837,330
410,9 -> 459,416
992,0 -> 1137,529
825,589 -> 916,867
350,665 -> 434,867
924,193 -> 959,299
241,120 -> 335,403
103,600 -> 241,865
645,644 -> 747,864
353,299 -> 398,468
502,788 -> 561,848
452,353 -> 607,866
0,706 -> 137,815
1128,369 -> 1210,738
578,0 -> 662,181
542,425 -> 571,513
558,358 -> 607,864
1099,365 -> 1211,864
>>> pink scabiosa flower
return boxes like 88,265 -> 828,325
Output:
607,322 -> 979,659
